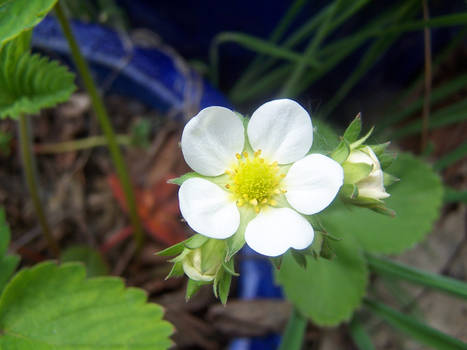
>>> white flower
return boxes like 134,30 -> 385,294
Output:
346,146 -> 390,200
178,99 -> 344,257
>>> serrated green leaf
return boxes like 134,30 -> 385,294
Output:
321,153 -> 443,254
276,235 -> 368,326
0,0 -> 58,47
0,208 -> 19,294
0,262 -> 173,349
0,41 -> 76,119
61,245 -> 109,277
343,113 -> 362,142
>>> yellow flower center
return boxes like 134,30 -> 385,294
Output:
225,150 -> 286,213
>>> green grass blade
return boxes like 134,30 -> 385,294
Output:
444,187 -> 467,204
377,73 -> 467,132
278,307 -> 307,350
366,254 -> 467,299
231,0 -> 307,92
392,99 -> 467,140
364,299 -> 467,350
349,316 -> 376,350
209,32 -> 320,86
279,0 -> 341,97
231,0 -> 372,101
434,141 -> 467,171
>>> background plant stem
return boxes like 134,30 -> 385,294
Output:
55,1 -> 143,250
278,307 -> 307,350
18,114 -> 60,257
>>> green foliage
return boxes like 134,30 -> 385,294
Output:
367,254 -> 467,300
348,316 -> 375,350
61,245 -> 109,277
0,0 -> 58,47
276,235 -> 368,326
364,299 -> 467,350
321,152 -> 443,253
0,35 -> 76,119
0,262 -> 173,349
0,209 -> 19,295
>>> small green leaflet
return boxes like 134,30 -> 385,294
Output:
0,34 -> 76,119
0,262 -> 173,349
0,0 -> 58,47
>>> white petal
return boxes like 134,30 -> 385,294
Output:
179,178 -> 240,239
245,207 -> 314,257
285,154 -> 343,215
247,99 -> 313,164
181,106 -> 245,176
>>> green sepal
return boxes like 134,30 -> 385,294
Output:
322,232 -> 343,242
168,172 -> 200,186
156,237 -> 193,256
225,207 -> 253,261
319,236 -> 335,260
369,205 -> 396,217
214,263 -> 233,305
186,279 -> 208,301
369,142 -> 390,157
270,256 -> 283,270
350,126 -> 374,150
379,152 -> 397,170
168,248 -> 190,263
340,183 -> 359,199
185,234 -> 209,249
291,250 -> 307,269
165,261 -> 184,279
222,261 -> 239,276
342,162 -> 373,184
343,113 -> 362,143
330,138 -> 350,164
383,172 -> 400,187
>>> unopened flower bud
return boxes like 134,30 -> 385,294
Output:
344,146 -> 390,200
182,239 -> 225,282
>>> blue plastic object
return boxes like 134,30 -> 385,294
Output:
32,16 -> 231,120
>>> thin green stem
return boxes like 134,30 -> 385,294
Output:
278,307 -> 307,350
36,135 -> 132,154
18,114 -> 60,257
55,2 -> 143,249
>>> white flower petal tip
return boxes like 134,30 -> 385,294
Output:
179,177 -> 240,239
181,106 -> 245,176
247,99 -> 313,164
285,154 -> 344,215
245,207 -> 314,257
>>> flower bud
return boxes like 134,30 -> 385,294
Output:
344,146 -> 390,200
181,238 -> 225,282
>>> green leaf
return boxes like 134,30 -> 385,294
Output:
276,235 -> 368,326
366,254 -> 467,300
0,208 -> 19,295
61,245 -> 109,277
0,41 -> 76,119
321,153 -> 443,254
343,113 -> 362,142
0,0 -> 58,47
278,307 -> 307,350
0,262 -> 173,349
364,299 -> 467,350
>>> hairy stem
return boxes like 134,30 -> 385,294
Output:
55,2 -> 143,250
18,114 -> 60,257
